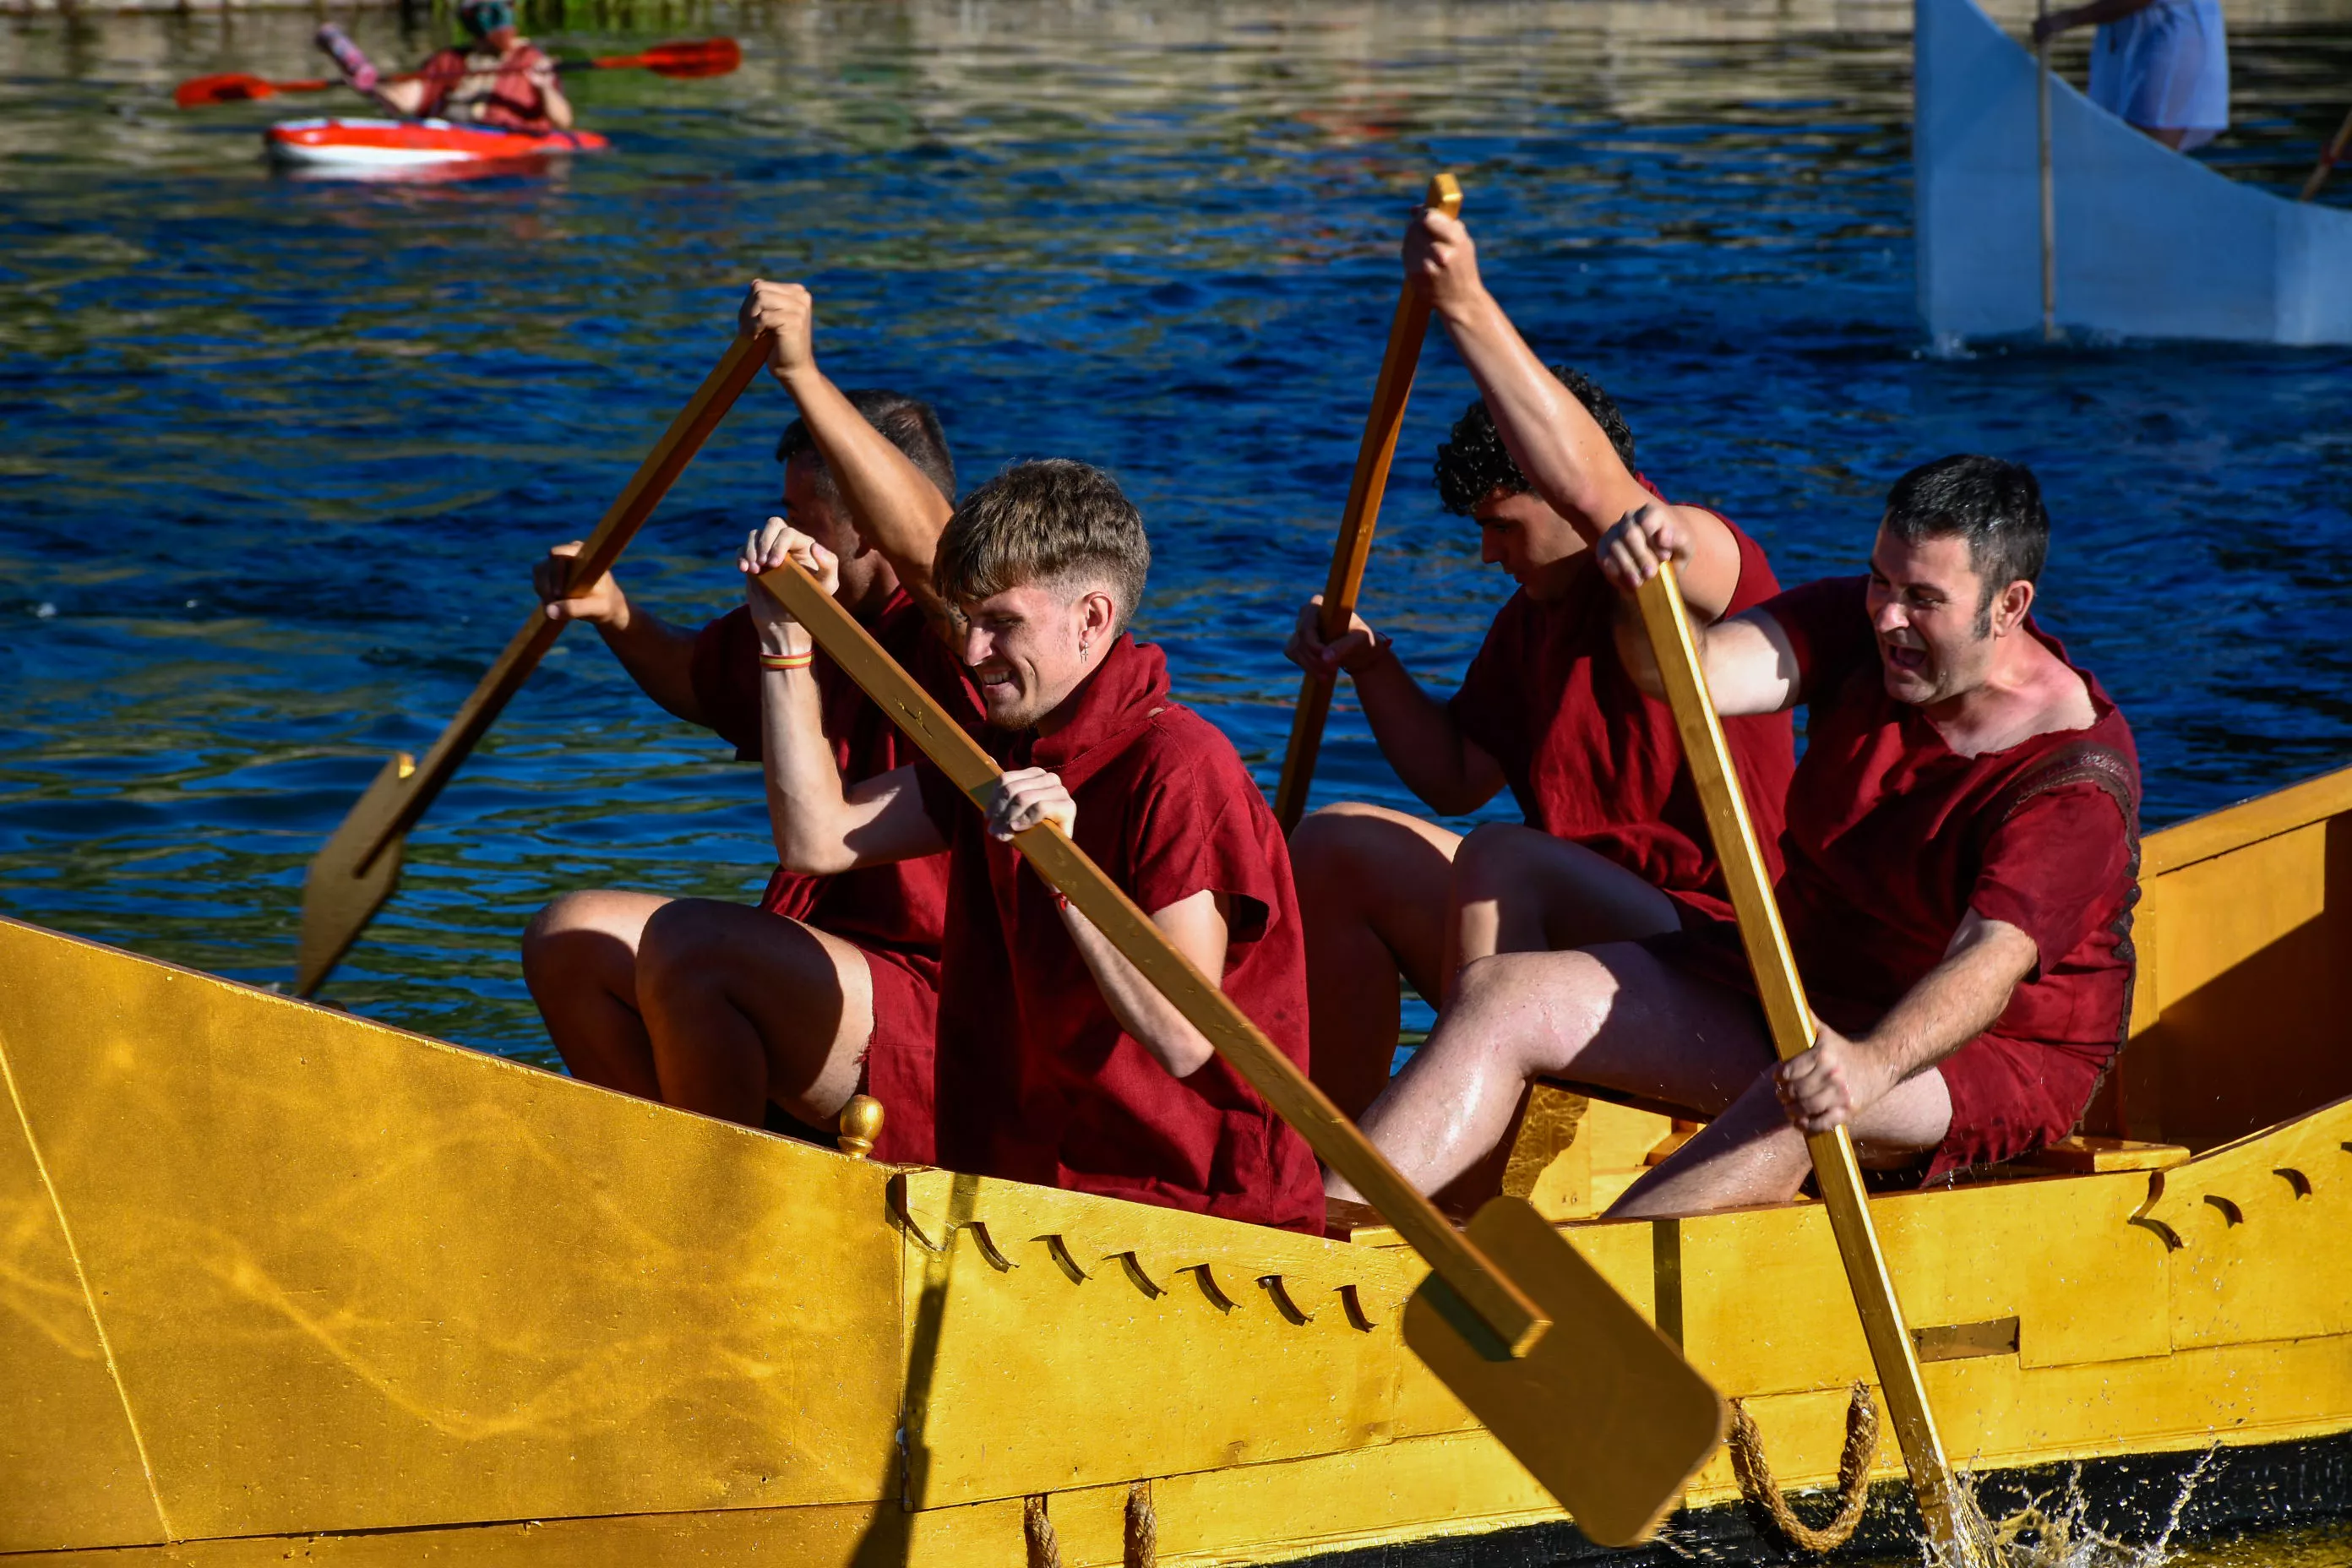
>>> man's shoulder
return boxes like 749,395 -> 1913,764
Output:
1113,704 -> 1265,804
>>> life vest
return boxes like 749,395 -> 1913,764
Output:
413,43 -> 556,132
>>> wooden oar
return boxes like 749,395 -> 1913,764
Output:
1271,172 -> 1462,833
760,553 -> 1727,1547
1632,561 -> 1990,1567
292,334 -> 769,997
174,38 -> 740,110
2036,0 -> 2058,340
2300,102 -> 2352,200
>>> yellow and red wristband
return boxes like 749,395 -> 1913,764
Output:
759,651 -> 815,672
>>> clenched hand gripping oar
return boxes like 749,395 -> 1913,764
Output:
1634,563 -> 1990,1568
292,334 -> 769,997
1271,172 -> 1462,833
761,554 -> 1727,1547
174,37 -> 742,110
2300,102 -> 2352,200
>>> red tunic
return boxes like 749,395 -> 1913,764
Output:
1448,504 -> 1796,920
412,43 -> 560,132
914,635 -> 1326,1233
690,592 -> 965,1162
1683,574 -> 2140,1180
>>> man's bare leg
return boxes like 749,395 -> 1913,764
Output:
1291,803 -> 1461,1121
1609,1063 -> 1953,1217
1335,942 -> 1773,1201
1449,822 -> 1683,977
634,897 -> 875,1130
521,889 -> 672,1099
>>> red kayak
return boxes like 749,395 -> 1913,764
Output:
264,117 -> 609,172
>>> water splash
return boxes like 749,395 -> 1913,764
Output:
1933,1447 -> 2221,1568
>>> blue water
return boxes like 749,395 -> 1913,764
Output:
3,1 -> 2349,1064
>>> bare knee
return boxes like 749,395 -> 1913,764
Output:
1446,951 -> 1611,1075
1453,821 -> 1536,901
636,898 -> 729,1008
1290,803 -> 1392,898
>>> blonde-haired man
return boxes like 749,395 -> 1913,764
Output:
659,460 -> 1325,1233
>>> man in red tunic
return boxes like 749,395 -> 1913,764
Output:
1332,455 -> 2139,1215
1286,204 -> 1795,1121
520,281 -> 961,1160
722,459 -> 1325,1232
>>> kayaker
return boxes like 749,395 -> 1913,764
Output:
715,460 -> 1326,1234
1282,200 -> 1794,1127
2034,0 -> 2229,150
1333,455 -> 2140,1217
520,280 -> 964,1163
317,0 -> 574,133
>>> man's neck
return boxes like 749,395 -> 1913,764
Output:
1919,625 -> 2092,757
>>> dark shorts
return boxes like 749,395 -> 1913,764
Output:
1639,928 -> 2109,1184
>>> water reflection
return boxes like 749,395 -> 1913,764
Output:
3,2 -> 2348,1081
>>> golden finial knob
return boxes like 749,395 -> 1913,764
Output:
837,1094 -> 885,1159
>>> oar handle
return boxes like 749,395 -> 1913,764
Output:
759,554 -> 1550,1359
355,333 -> 770,867
1632,564 -> 1982,1562
1271,172 -> 1462,833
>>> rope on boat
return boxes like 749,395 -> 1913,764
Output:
1126,1479 -> 1157,1568
1728,1381 -> 1881,1554
1024,1494 -> 1062,1568
1019,1480 -> 1154,1566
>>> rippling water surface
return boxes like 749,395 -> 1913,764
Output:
5,0 -> 2349,1076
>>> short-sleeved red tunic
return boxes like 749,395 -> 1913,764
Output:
1676,574 -> 2141,1180
1448,503 -> 1797,920
691,592 -> 965,1162
913,634 -> 1326,1233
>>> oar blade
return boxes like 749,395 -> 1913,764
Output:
1403,1196 -> 1726,1549
644,38 -> 743,77
293,753 -> 416,998
175,73 -> 275,107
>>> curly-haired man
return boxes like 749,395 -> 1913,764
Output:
1282,206 -> 1797,1147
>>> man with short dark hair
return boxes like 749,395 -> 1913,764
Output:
520,280 -> 963,1161
694,459 -> 1324,1232
1334,454 -> 2140,1217
1284,204 -> 1794,1122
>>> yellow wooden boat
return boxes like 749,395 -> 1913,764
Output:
5,761 -> 2349,1565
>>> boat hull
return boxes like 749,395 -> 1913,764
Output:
264,117 -> 610,171
1914,0 -> 2352,346
4,764 -> 2349,1564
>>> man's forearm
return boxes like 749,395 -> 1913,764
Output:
1350,648 -> 1493,814
594,609 -> 706,727
778,365 -> 953,607
759,664 -> 862,875
1437,290 -> 1648,538
1061,907 -> 1215,1079
1858,923 -> 2039,1082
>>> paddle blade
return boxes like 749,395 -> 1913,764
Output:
1402,1196 -> 1726,1548
175,73 -> 279,107
294,753 -> 416,997
643,38 -> 742,77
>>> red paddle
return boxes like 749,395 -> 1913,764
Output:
174,37 -> 741,110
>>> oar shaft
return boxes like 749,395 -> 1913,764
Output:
1632,564 -> 1980,1563
760,556 -> 1550,1358
357,332 -> 769,868
1271,172 -> 1461,833
2300,102 -> 2352,201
